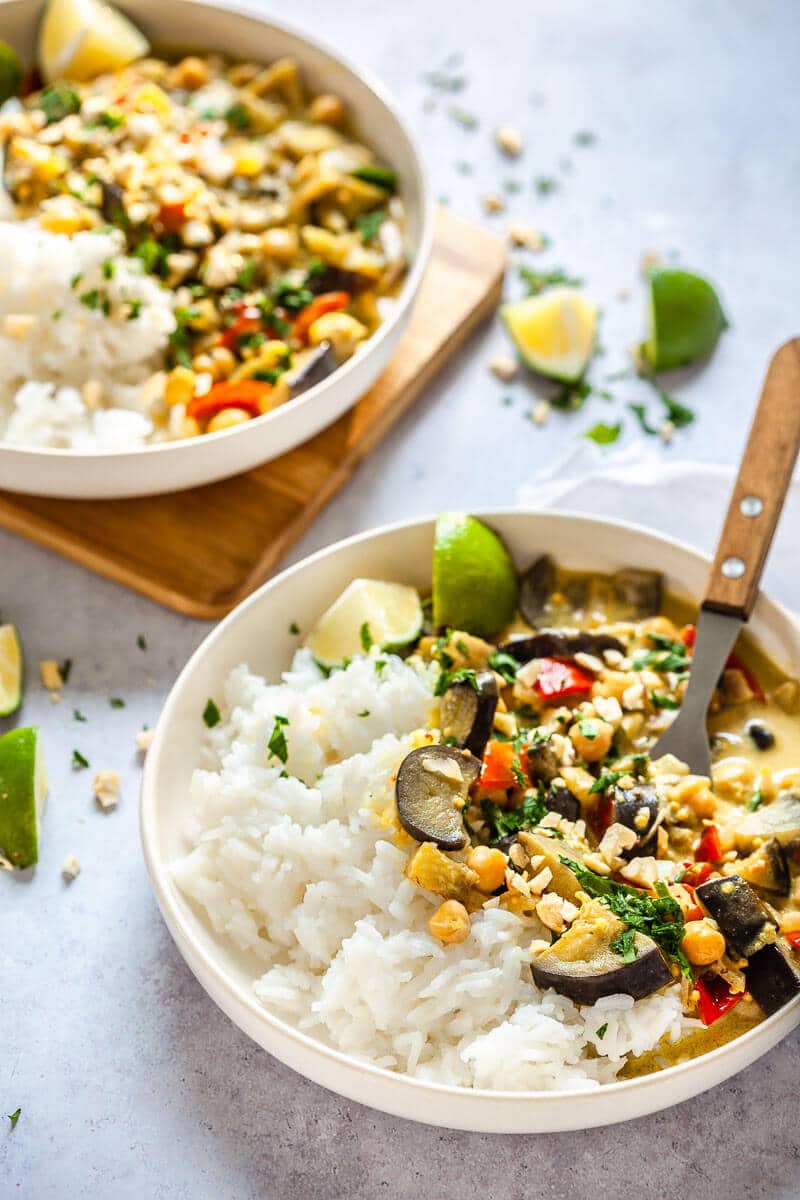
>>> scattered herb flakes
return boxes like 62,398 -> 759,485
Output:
578,718 -> 600,740
127,299 -> 143,321
359,622 -> 374,653
356,208 -> 386,241
136,634 -> 147,651
610,927 -> 638,962
434,666 -> 478,697
574,129 -> 597,147
639,372 -> 695,429
41,83 -> 80,124
7,1108 -> 21,1129
629,402 -> 659,436
109,697 -> 126,709
374,659 -> 387,677
225,102 -> 250,129
550,379 -> 591,412
482,787 -> 547,843
267,714 -> 289,764
357,710 -> 371,718
51,308 -> 63,321
72,749 -> 89,770
422,68 -> 467,92
589,769 -> 624,794
73,709 -> 87,723
500,394 -> 514,407
596,1023 -> 608,1040
447,105 -> 479,131
651,693 -> 680,710
533,175 -> 559,196
59,658 -> 73,684
585,421 -> 622,446
746,787 -> 763,813
488,651 -> 518,683
503,179 -> 522,194
236,258 -> 258,289
519,265 -> 584,296
202,698 -> 221,728
289,622 -> 300,635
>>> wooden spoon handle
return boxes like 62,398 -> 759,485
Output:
704,338 -> 800,619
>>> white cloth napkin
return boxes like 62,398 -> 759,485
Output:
516,440 -> 800,615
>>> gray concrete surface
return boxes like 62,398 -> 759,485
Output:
2,1 -> 800,1195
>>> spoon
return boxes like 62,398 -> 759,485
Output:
651,338 -> 800,776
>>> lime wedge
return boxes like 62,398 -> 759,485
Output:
38,0 -> 149,83
433,513 -> 518,638
0,727 -> 47,869
0,40 -> 22,104
501,287 -> 598,383
643,268 -> 727,371
0,624 -> 23,717
309,578 -> 423,668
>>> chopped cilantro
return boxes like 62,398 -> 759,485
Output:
289,622 -> 300,635
60,658 -> 73,684
519,265 -> 584,296
482,786 -> 547,843
133,239 -> 168,277
109,697 -> 126,709
574,130 -> 597,147
374,659 -> 387,677
7,1108 -> 21,1129
41,83 -> 80,124
356,208 -> 387,241
236,258 -> 259,290
267,715 -> 289,764
578,718 -> 600,740
73,709 -> 87,723
550,379 -> 592,412
651,693 -> 680,710
585,421 -> 621,446
596,1023 -> 608,1040
79,289 -> 102,311
610,927 -> 638,962
746,787 -> 763,813
628,402 -> 659,436
52,308 -> 63,321
560,858 -> 690,975
72,749 -> 89,770
533,175 -> 559,196
447,105 -> 479,130
127,300 -> 143,321
136,634 -> 147,651
640,372 -> 695,429
357,709 -> 371,718
202,699 -> 221,728
359,622 -> 374,652
488,651 -> 518,684
271,278 -> 313,312
225,102 -> 250,129
434,666 -> 478,697
589,770 -> 624,794
351,165 -> 397,192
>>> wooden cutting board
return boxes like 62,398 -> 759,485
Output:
0,207 -> 505,619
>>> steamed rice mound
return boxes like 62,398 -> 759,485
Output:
172,649 -> 689,1090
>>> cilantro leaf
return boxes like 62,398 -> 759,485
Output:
487,651 -> 518,683
519,265 -> 583,296
72,749 -> 89,770
596,1022 -> 608,1040
434,666 -> 478,697
7,1107 -> 21,1129
359,622 -> 374,652
589,770 -> 624,794
202,699 -> 221,728
610,927 -> 638,963
356,208 -> 386,241
268,715 -> 289,764
585,421 -> 621,446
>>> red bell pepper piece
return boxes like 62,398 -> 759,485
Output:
187,380 -> 273,422
533,657 -> 595,702
480,740 -> 529,791
694,824 -> 723,864
292,291 -> 349,342
157,200 -> 187,232
680,882 -> 705,922
680,624 -> 696,650
219,305 -> 264,350
785,932 -> 800,953
695,973 -> 743,1026
682,860 -> 716,887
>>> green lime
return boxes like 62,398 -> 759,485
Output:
0,623 -> 23,717
643,268 -> 728,371
309,578 -> 423,668
432,513 -> 518,638
0,727 -> 47,869
0,41 -> 22,105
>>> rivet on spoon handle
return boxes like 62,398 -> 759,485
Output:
704,338 -> 800,621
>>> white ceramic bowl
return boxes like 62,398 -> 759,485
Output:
140,511 -> 800,1133
0,0 -> 432,499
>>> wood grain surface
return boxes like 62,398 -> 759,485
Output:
0,207 -> 506,618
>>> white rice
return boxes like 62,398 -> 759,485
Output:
172,649 -> 692,1090
0,222 -> 175,448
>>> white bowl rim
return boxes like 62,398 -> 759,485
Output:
0,0 -> 434,462
140,507 -> 800,1113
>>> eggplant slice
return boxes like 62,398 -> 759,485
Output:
519,555 -> 556,625
439,670 -> 497,759
531,900 -> 671,1003
395,745 -> 479,851
612,568 -> 663,618
745,943 -> 800,1016
696,874 -> 777,958
546,782 -> 581,822
498,630 -> 625,664
612,782 -> 660,858
735,793 -> 800,850
737,838 -> 790,897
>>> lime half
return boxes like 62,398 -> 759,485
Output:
643,268 -> 727,371
0,727 -> 47,869
433,513 -> 518,638
0,624 -> 23,717
38,0 -> 149,83
501,287 -> 598,383
309,579 -> 423,668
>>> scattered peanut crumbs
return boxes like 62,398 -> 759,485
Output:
39,659 -> 63,691
482,193 -> 505,214
488,354 -> 518,382
509,224 -> 545,251
136,728 -> 154,753
495,126 -> 524,157
93,769 -> 120,811
62,853 -> 81,881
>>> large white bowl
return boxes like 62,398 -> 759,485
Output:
0,0 -> 432,499
140,511 -> 800,1132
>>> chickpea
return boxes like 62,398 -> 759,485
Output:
681,920 -> 726,966
210,345 -> 236,382
164,366 -> 195,409
262,226 -> 300,263
192,352 -> 214,375
308,311 -> 368,361
308,93 -> 346,126
170,56 -> 209,90
206,407 -> 251,434
569,717 -> 614,763
466,846 -> 507,893
428,900 -> 471,945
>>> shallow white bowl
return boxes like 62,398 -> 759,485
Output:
0,0 -> 432,498
140,510 -> 800,1132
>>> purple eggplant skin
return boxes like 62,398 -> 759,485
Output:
739,837 -> 790,897
745,943 -> 800,1017
519,555 -> 556,625
696,874 -> 777,959
306,264 -> 370,295
546,782 -> 581,822
613,568 -> 663,617
498,629 -> 625,664
286,341 -> 337,397
531,932 -> 672,1003
439,670 -> 498,759
613,783 -> 660,858
395,745 -> 479,851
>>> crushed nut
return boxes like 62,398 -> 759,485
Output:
61,853 -> 81,881
508,223 -> 544,251
488,354 -> 518,382
530,399 -> 550,426
136,728 -> 154,753
93,769 -> 120,811
39,659 -> 63,691
495,126 -> 523,157
483,193 -> 505,214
